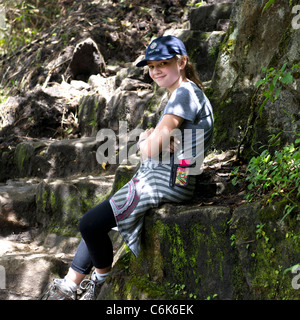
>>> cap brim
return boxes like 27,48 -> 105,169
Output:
136,54 -> 176,67
136,59 -> 148,67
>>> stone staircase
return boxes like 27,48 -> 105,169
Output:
0,0 -> 237,300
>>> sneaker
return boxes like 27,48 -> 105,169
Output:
38,279 -> 77,300
79,273 -> 105,300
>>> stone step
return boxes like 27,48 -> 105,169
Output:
0,233 -> 78,300
0,150 -> 243,300
0,251 -> 70,300
1,150 -> 242,236
35,174 -> 115,235
0,180 -> 39,236
0,225 -> 123,300
13,137 -> 110,179
194,149 -> 245,199
0,173 -> 115,237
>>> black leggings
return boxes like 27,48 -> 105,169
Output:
70,199 -> 116,274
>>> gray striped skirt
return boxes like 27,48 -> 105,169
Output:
109,159 -> 195,257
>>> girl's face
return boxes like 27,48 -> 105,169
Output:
147,57 -> 186,93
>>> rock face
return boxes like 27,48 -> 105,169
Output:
190,1 -> 234,32
0,233 -> 80,300
211,0 -> 300,157
100,200 -> 300,300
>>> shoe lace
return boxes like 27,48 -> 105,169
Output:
80,279 -> 96,299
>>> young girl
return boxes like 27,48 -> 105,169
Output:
39,35 -> 214,300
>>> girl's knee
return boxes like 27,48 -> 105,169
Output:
78,200 -> 115,237
78,212 -> 93,237
78,214 -> 86,236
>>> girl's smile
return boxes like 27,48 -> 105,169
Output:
147,57 -> 187,94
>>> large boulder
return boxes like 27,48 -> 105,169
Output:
229,201 -> 300,299
98,199 -> 300,300
0,252 -> 69,300
69,38 -> 106,81
190,2 -> 234,32
99,204 -> 239,300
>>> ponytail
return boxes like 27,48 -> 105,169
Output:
176,55 -> 204,92
185,59 -> 205,92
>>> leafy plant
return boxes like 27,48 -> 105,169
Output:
233,60 -> 300,221
230,234 -> 236,247
235,141 -> 300,220
166,282 -> 188,297
255,63 -> 297,116
261,0 -> 294,13
284,263 -> 300,275
0,1 -> 61,55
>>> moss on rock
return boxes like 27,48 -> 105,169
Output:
14,143 -> 34,177
231,202 -> 300,300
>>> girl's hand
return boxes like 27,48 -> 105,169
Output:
139,128 -> 154,142
139,114 -> 184,159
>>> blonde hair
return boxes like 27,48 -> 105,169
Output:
176,55 -> 204,91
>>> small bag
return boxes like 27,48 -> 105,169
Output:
174,159 -> 190,186
169,156 -> 193,187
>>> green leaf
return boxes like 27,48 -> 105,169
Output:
280,62 -> 288,74
284,264 -> 300,275
281,72 -> 293,84
274,87 -> 282,100
255,79 -> 265,88
259,98 -> 268,116
263,0 -> 275,13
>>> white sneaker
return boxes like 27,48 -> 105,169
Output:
38,279 -> 77,300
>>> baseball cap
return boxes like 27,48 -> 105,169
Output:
136,35 -> 187,67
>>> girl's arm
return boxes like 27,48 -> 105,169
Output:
139,114 -> 183,160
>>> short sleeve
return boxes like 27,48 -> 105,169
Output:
162,86 -> 199,122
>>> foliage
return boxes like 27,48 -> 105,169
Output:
194,1 -> 206,8
255,63 -> 298,116
247,143 -> 299,198
232,59 -> 300,221
0,0 -> 61,56
232,59 -> 300,218
232,140 -> 300,221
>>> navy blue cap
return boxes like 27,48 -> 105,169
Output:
136,35 -> 187,67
